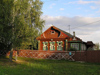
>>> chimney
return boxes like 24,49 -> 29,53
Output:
73,31 -> 75,37
73,31 -> 76,40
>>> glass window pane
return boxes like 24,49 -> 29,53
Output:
71,43 -> 79,50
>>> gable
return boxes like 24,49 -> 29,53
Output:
36,26 -> 72,40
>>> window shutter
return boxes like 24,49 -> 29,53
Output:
57,46 -> 58,50
61,46 -> 63,50
54,46 -> 55,50
46,46 -> 48,50
43,47 -> 45,50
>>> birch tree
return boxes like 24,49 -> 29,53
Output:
0,0 -> 44,61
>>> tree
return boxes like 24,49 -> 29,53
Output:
94,43 -> 100,50
0,0 -> 13,50
0,0 -> 45,61
13,0 -> 45,50
28,0 -> 45,49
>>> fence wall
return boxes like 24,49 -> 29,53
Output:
73,51 -> 100,63
6,50 -> 72,60
2,50 -> 100,63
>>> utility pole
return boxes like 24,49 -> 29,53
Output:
68,25 -> 70,33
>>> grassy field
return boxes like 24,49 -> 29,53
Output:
0,56 -> 100,75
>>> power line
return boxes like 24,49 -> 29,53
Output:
70,19 -> 100,30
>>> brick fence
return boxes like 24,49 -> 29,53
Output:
4,50 -> 100,63
6,50 -> 73,60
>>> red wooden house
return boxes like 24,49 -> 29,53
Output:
36,26 -> 94,51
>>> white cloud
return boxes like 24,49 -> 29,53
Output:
68,0 -> 100,4
49,3 -> 56,9
41,15 -> 100,43
67,0 -> 100,16
90,6 -> 96,9
78,0 -> 95,4
78,31 -> 100,43
59,8 -> 64,11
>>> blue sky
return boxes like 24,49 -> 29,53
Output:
41,0 -> 100,44
42,0 -> 100,17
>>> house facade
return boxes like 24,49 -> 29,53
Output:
36,26 -> 94,51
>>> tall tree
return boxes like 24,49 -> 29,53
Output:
28,0 -> 45,49
0,0 -> 13,50
0,0 -> 44,60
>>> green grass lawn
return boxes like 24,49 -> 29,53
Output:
0,56 -> 100,75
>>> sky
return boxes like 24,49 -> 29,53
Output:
41,0 -> 100,44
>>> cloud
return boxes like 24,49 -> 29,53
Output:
67,0 -> 100,16
78,0 -> 96,4
41,15 -> 100,43
68,0 -> 100,4
59,8 -> 64,11
49,3 -> 56,9
90,6 -> 97,9
78,31 -> 100,43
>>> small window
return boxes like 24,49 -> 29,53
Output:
51,31 -> 55,34
71,43 -> 79,50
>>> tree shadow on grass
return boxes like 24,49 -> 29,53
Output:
0,57 -> 59,75
17,57 -> 69,64
17,57 -> 100,66
0,57 -> 100,75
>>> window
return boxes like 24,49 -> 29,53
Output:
43,42 -> 48,50
50,41 -> 55,51
51,31 -> 55,34
81,44 -> 86,50
71,43 -> 79,50
57,41 -> 63,51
